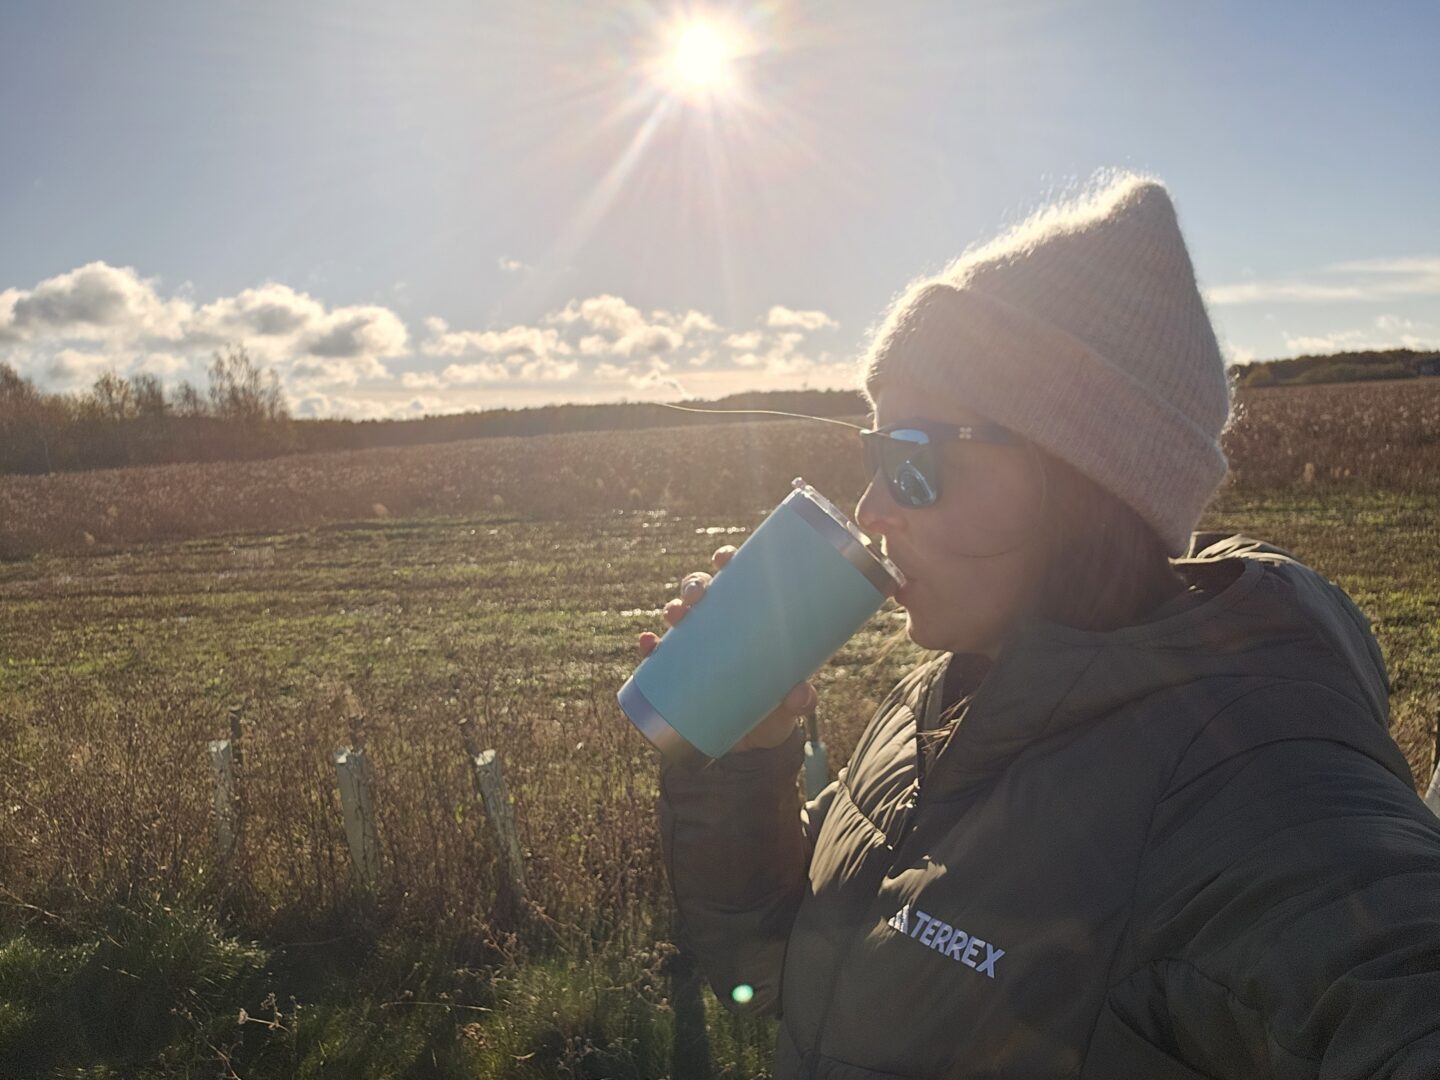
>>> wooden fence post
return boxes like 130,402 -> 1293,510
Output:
332,747 -> 380,889
471,749 -> 528,902
458,718 -> 528,914
208,739 -> 237,861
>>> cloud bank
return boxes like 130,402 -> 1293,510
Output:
1205,255 -> 1440,305
0,260 -> 853,418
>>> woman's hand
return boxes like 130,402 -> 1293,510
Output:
637,544 -> 817,752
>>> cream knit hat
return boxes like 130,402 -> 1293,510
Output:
862,173 -> 1231,556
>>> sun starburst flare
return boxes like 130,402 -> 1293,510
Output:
651,15 -> 747,107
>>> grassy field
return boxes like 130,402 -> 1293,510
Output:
1,379 -> 1438,1076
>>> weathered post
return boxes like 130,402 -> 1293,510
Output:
472,749 -> 528,900
457,718 -> 527,913
208,739 -> 237,861
803,709 -> 829,800
332,747 -> 380,889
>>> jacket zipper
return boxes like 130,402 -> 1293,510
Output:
805,790 -> 925,1080
805,688 -> 939,1079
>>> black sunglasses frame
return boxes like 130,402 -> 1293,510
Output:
859,420 -> 1021,509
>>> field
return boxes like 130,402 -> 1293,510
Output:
1,378 -> 1438,1077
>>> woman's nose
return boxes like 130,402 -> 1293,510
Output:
856,474 -> 903,537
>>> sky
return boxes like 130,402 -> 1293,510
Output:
1,0 -> 1437,419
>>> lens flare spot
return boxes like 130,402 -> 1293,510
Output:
730,983 -> 755,1005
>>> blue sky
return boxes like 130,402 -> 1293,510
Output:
2,0 -> 1437,417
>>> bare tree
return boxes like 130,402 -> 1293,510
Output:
171,380 -> 207,417
207,345 -> 288,423
91,371 -> 137,421
132,373 -> 168,419
0,362 -> 53,472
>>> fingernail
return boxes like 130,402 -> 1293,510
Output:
681,581 -> 702,601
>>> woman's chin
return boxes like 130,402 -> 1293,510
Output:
902,611 -> 942,651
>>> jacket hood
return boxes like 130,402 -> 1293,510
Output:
922,533 -> 1402,799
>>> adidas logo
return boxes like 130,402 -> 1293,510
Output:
887,903 -> 1005,979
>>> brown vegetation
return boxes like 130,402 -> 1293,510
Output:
3,377 -> 1439,560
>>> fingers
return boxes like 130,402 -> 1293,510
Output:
662,597 -> 688,628
662,570 -> 714,628
736,681 -> 817,750
679,571 -> 712,603
642,553 -> 731,653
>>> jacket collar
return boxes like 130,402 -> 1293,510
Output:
918,555 -> 1271,800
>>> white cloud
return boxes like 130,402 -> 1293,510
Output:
306,306 -> 408,361
1374,312 -> 1419,334
1282,315 -> 1436,355
439,360 -> 511,384
656,309 -> 718,334
0,261 -> 191,344
291,392 -> 451,420
1331,256 -> 1440,276
190,283 -> 325,346
766,305 -> 837,331
0,268 -> 866,413
135,352 -> 189,377
290,354 -> 390,388
518,358 -> 579,382
546,294 -> 701,357
0,264 -> 414,394
1206,255 -> 1440,305
726,329 -> 816,374
421,316 -> 570,360
629,370 -> 691,397
45,348 -> 115,387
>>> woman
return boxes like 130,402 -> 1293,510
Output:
642,174 -> 1440,1078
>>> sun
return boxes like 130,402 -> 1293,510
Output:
652,16 -> 746,106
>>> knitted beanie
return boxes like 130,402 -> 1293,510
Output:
862,173 -> 1231,556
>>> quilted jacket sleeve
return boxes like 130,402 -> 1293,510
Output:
1115,688 -> 1440,1079
659,725 -> 841,1016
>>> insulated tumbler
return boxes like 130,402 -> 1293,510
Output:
618,478 -> 905,765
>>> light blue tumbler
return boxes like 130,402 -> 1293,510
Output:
618,478 -> 905,765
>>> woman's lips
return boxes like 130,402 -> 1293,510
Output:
893,570 -> 914,605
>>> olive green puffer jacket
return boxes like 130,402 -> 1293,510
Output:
660,535 -> 1440,1078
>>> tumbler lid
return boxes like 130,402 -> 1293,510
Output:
785,478 -> 906,597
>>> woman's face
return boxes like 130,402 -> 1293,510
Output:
856,383 -> 1048,657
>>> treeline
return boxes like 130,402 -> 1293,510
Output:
8,341 -> 1440,476
1232,348 -> 1440,388
0,346 -> 868,476
1,347 -> 293,474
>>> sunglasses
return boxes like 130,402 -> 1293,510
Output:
859,420 -> 1020,509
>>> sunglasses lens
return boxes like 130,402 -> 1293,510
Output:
863,430 -> 938,508
893,460 -> 937,506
